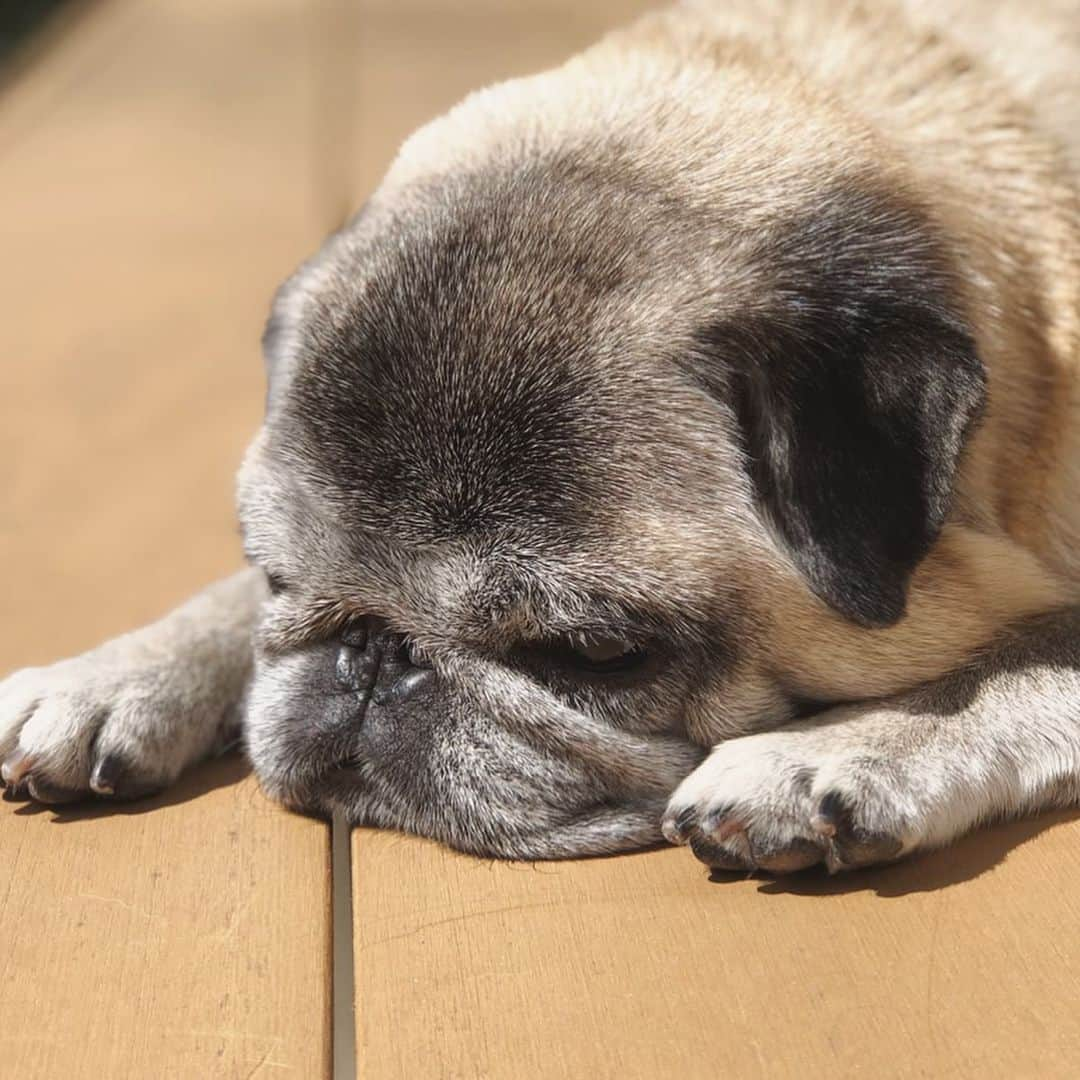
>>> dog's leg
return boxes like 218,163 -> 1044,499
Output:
0,569 -> 266,803
663,608 -> 1080,873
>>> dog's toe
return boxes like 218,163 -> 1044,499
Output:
751,837 -> 824,874
25,775 -> 84,805
661,805 -> 700,845
89,753 -> 163,801
689,831 -> 753,872
815,791 -> 903,870
0,747 -> 34,787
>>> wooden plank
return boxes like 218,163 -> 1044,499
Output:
355,811 -> 1080,1079
0,0 -> 336,1074
1,761 -> 330,1077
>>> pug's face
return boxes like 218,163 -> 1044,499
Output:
238,122 -> 984,857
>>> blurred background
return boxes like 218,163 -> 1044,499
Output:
0,0 -> 655,670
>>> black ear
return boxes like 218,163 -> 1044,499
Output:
695,197 -> 986,627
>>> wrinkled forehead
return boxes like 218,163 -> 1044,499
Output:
240,431 -> 737,653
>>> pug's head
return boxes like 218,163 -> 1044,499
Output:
238,51 -> 985,857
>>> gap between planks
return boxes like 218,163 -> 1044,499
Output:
332,813 -> 358,1079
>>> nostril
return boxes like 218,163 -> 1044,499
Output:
373,667 -> 434,706
334,620 -> 433,699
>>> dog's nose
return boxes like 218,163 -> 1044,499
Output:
334,615 -> 433,707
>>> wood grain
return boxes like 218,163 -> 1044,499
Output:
354,810 -> 1080,1079
0,761 -> 330,1078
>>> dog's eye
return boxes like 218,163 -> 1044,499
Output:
559,635 -> 646,675
264,571 -> 288,596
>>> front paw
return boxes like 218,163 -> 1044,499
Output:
0,650 -> 223,805
661,726 -> 921,874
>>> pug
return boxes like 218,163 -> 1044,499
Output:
2,0 -> 1079,874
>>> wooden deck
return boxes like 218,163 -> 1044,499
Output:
3,1 -> 1080,1076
